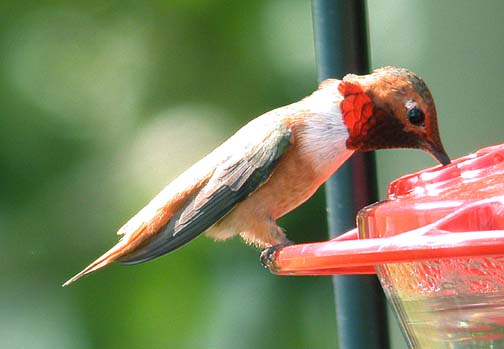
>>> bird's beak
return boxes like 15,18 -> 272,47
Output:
425,141 -> 451,166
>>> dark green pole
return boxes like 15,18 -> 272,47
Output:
311,1 -> 389,349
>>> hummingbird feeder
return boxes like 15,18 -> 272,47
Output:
267,143 -> 504,348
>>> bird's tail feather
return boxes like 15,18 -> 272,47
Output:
62,239 -> 128,287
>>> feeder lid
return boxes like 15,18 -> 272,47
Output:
267,144 -> 504,275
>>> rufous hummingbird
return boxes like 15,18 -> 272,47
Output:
63,66 -> 450,286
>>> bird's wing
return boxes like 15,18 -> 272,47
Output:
119,123 -> 292,264
63,120 -> 292,286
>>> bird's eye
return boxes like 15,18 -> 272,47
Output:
407,107 -> 425,126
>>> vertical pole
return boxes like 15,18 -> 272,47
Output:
311,1 -> 389,349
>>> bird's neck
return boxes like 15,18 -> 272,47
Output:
292,84 -> 354,179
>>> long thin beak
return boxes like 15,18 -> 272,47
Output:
433,150 -> 451,166
427,141 -> 451,166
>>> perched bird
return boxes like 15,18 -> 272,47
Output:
63,67 -> 450,286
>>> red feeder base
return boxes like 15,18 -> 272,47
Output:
267,143 -> 504,348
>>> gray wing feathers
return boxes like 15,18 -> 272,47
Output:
119,124 -> 292,264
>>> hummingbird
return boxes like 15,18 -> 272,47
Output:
63,66 -> 450,286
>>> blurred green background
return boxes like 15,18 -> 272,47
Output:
1,1 -> 503,348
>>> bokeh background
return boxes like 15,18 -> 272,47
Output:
1,1 -> 503,348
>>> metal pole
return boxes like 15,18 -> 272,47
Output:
311,1 -> 389,349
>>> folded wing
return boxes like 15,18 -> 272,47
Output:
119,124 -> 292,264
63,121 -> 292,286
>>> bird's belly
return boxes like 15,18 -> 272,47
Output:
205,149 -> 324,245
241,148 -> 327,219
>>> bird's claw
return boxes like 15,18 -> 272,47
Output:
260,241 -> 294,270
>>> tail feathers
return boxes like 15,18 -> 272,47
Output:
62,240 -> 127,287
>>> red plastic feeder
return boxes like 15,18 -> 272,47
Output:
268,144 -> 504,348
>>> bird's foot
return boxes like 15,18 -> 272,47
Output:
260,241 -> 294,270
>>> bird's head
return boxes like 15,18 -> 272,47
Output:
338,66 -> 450,165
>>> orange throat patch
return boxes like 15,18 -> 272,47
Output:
338,80 -> 375,149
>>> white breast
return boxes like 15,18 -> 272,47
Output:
295,82 -> 354,177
